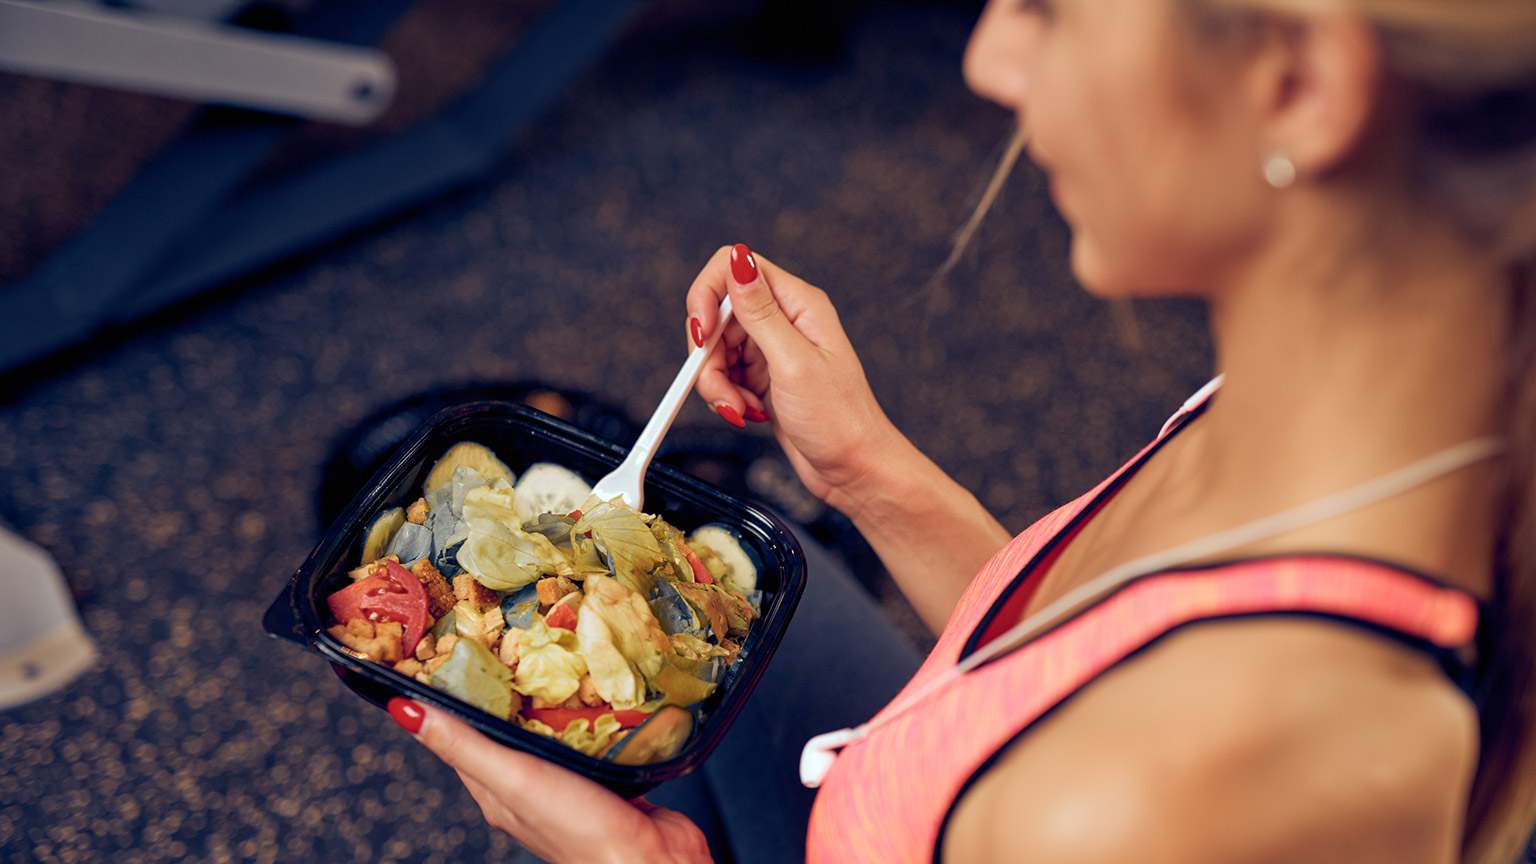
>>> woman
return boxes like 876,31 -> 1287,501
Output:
386,0 -> 1536,861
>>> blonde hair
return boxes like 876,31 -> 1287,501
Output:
1191,2 -> 1536,862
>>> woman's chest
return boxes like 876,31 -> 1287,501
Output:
806,548 -> 1480,864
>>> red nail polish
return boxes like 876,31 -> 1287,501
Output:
388,697 -> 425,735
730,243 -> 758,285
715,403 -> 745,428
690,316 -> 704,348
744,406 -> 769,423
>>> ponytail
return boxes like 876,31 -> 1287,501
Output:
1466,258 -> 1536,864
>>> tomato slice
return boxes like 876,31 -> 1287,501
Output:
524,705 -> 652,729
327,559 -> 431,654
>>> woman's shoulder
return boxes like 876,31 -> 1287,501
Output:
944,615 -> 1479,864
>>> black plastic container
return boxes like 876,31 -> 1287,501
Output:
264,401 -> 806,798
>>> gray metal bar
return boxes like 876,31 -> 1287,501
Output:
0,0 -> 395,125
0,0 -> 418,375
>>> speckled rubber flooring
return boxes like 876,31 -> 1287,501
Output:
6,2 -> 1495,863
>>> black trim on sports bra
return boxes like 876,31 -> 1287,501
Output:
958,401 -> 1206,663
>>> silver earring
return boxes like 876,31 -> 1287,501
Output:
1263,153 -> 1297,189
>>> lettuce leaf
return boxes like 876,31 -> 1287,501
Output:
575,600 -> 647,710
573,498 -> 663,597
453,599 -> 506,649
429,638 -> 515,720
523,512 -> 576,547
582,576 -> 670,682
673,582 -> 757,639
449,465 -> 490,519
457,485 -> 572,590
647,519 -> 690,584
649,661 -> 717,707
512,619 -> 587,704
567,534 -> 616,581
668,632 -> 729,680
672,582 -> 730,641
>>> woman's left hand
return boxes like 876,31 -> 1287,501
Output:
391,698 -> 714,864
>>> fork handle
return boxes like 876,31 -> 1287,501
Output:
624,296 -> 735,477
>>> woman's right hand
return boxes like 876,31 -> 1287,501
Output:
686,244 -> 904,514
690,244 -> 1011,632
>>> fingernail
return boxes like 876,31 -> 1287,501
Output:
388,697 -> 425,735
689,316 -> 704,348
714,402 -> 746,428
744,406 -> 769,423
730,243 -> 758,285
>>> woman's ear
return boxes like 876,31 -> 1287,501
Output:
1252,12 -> 1383,179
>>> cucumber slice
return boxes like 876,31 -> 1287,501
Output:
423,442 -> 515,494
361,507 -> 406,565
603,705 -> 694,765
512,462 -> 592,526
688,524 -> 761,594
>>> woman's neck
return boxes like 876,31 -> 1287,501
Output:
1185,194 -> 1510,593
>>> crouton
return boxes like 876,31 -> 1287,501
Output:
327,618 -> 404,664
375,621 -> 405,650
414,633 -> 437,661
394,657 -> 424,677
453,574 -> 499,608
577,674 -> 603,707
536,575 -> 580,608
405,498 -> 430,525
535,577 -> 562,607
411,559 -> 456,619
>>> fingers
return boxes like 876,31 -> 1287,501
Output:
414,702 -> 524,775
404,699 -> 597,813
686,243 -> 833,423
722,244 -> 815,364
684,245 -> 734,345
390,699 -> 715,863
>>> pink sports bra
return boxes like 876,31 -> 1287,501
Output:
803,401 -> 1482,864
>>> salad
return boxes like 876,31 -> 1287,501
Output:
324,442 -> 763,764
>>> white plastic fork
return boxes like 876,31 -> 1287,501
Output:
590,296 -> 735,511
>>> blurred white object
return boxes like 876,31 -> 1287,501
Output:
0,0 -> 395,125
0,525 -> 98,710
